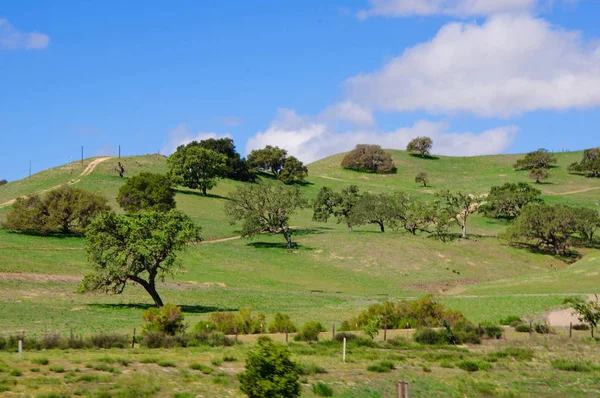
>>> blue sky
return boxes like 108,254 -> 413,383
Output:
1,0 -> 599,181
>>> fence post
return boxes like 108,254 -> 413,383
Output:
285,325 -> 288,344
131,328 -> 136,348
332,323 -> 335,340
396,380 -> 409,398
529,321 -> 532,339
569,322 -> 572,338
342,337 -> 346,363
384,322 -> 387,342
18,340 -> 22,361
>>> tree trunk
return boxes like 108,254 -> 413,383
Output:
347,223 -> 353,232
143,283 -> 164,307
461,220 -> 467,239
378,222 -> 385,233
281,228 -> 293,249
591,326 -> 594,339
202,186 -> 207,196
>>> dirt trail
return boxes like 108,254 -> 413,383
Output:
0,157 -> 112,208
549,187 -> 600,196
546,294 -> 597,326
0,272 -> 81,283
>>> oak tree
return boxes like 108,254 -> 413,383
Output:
341,144 -> 396,174
167,146 -> 227,196
479,182 -> 542,218
407,137 -> 433,157
117,172 -> 175,213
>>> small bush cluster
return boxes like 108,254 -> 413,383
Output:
551,359 -> 595,372
141,331 -> 235,349
341,295 -> 467,331
573,324 -> 590,331
203,308 -> 268,335
366,360 -> 395,373
457,360 -> 490,372
499,315 -> 521,326
142,304 -> 186,335
311,382 -> 334,397
413,320 -> 492,345
294,322 -> 326,344
514,324 -> 532,333
0,332 -> 129,351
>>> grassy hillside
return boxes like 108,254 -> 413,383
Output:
0,149 -> 598,335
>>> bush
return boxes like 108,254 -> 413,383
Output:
333,332 -> 358,343
499,315 -> 522,326
89,332 -> 129,349
42,332 -> 63,349
514,324 -> 532,333
0,179 -> 7,186
573,324 -> 590,331
188,332 -> 235,347
341,144 -> 396,174
33,357 -> 50,365
311,382 -> 334,397
534,323 -> 551,334
117,172 -> 176,213
414,328 -> 448,345
5,185 -> 109,235
268,313 -> 297,333
482,323 -> 504,339
142,304 -> 186,336
453,321 -> 481,344
294,321 -> 325,344
194,320 -> 216,334
190,363 -> 213,374
298,363 -> 327,376
457,360 -> 489,372
209,308 -> 266,335
367,360 -> 395,373
238,338 -> 301,398
551,359 -> 594,372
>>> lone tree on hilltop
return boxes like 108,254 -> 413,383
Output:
312,185 -> 361,231
479,182 -> 543,219
248,145 -> 288,178
341,144 -> 396,174
117,172 -> 176,213
195,138 -> 256,182
167,146 -> 227,196
0,179 -> 7,186
80,210 -> 202,307
513,148 -> 557,170
529,168 -> 549,184
415,171 -> 429,187
5,185 -> 109,235
407,137 -> 433,157
224,182 -> 307,249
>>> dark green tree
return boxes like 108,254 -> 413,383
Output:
479,182 -> 543,218
569,148 -> 600,178
117,172 -> 175,213
238,338 -> 301,398
504,204 -> 579,255
400,200 -> 436,235
80,210 -> 202,307
407,137 -> 433,157
278,156 -> 308,184
572,207 -> 600,244
224,182 -> 306,248
513,149 -> 557,170
341,144 -> 396,174
349,192 -> 405,232
312,185 -> 362,231
167,146 -> 227,196
247,146 -> 288,178
5,185 -> 109,235
195,137 -> 255,181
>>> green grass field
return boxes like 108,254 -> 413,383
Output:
0,149 -> 599,396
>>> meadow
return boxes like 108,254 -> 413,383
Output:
0,149 -> 599,396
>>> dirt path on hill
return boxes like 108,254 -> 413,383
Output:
318,175 -> 347,182
0,272 -> 81,283
549,187 -> 600,196
0,157 -> 112,208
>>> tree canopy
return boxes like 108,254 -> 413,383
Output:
529,168 -> 549,184
5,185 -> 109,235
407,137 -> 433,157
117,172 -> 176,213
167,146 -> 227,196
341,144 -> 396,174
195,137 -> 256,182
278,156 -> 308,184
436,190 -> 479,238
312,185 -> 361,231
248,146 -> 288,178
224,182 -> 307,248
513,149 -> 557,170
80,210 -> 202,307
479,182 -> 543,219
568,148 -> 600,178
415,171 -> 429,187
349,192 -> 405,232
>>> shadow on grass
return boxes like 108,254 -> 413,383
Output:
174,189 -> 229,200
409,153 -> 440,160
88,303 -> 238,314
506,243 -> 582,264
5,229 -> 82,239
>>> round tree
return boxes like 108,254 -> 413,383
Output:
117,172 -> 176,213
407,137 -> 433,157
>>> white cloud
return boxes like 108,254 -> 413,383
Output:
0,19 -> 50,50
319,101 -> 375,126
357,0 -> 560,18
344,14 -> 600,117
246,109 -> 517,163
162,124 -> 231,155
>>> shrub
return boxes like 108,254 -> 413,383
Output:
194,320 -> 217,334
42,332 -> 63,349
268,313 -> 297,333
5,185 -> 109,235
414,328 -> 447,345
0,179 -> 7,186
367,360 -> 395,373
190,363 -> 213,374
49,366 -> 65,373
238,338 -> 301,398
294,321 -> 325,344
10,369 -> 23,377
223,355 -> 237,362
188,332 -> 235,347
499,315 -> 522,326
32,357 -> 50,365
573,323 -> 590,331
551,359 -> 594,372
453,321 -> 481,344
534,323 -> 551,334
333,332 -> 358,343
142,304 -> 186,336
311,382 -> 334,397
457,360 -> 488,372
514,324 -> 532,333
117,172 -> 176,213
341,144 -> 396,174
361,316 -> 381,340
298,363 -> 327,376
482,323 -> 504,339
89,332 -> 129,349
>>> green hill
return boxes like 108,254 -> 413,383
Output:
0,149 -> 598,334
